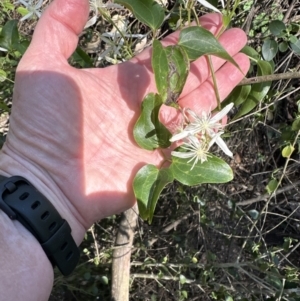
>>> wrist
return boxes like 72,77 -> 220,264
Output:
0,145 -> 86,246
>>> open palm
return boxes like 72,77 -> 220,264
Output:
2,0 -> 249,234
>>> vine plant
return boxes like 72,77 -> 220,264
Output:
115,0 -> 242,223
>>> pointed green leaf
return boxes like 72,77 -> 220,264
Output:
115,0 -> 165,30
178,26 -> 240,70
223,85 -> 251,107
134,93 -> 171,150
0,20 -> 19,51
152,42 -> 190,104
165,45 -> 189,105
171,155 -> 233,185
269,20 -> 286,37
262,39 -> 278,61
71,46 -> 93,68
241,45 -> 260,61
133,165 -> 174,223
233,60 -> 273,119
152,40 -> 169,102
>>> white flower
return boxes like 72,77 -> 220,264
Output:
210,131 -> 233,158
15,0 -> 43,21
196,0 -> 224,12
0,47 -> 8,52
170,103 -> 234,142
171,135 -> 213,169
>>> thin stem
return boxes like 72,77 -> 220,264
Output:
238,72 -> 300,86
207,55 -> 221,110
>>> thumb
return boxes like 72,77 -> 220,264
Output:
23,0 -> 89,60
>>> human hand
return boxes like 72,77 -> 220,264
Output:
0,0 -> 249,242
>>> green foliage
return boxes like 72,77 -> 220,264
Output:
231,59 -> 273,119
170,155 -> 233,185
133,164 -> 173,223
115,0 -> 165,31
178,26 -> 240,71
152,41 -> 189,104
133,93 -> 171,150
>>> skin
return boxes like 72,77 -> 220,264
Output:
0,0 -> 250,300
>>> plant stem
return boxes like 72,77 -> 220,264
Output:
238,72 -> 300,86
207,55 -> 221,110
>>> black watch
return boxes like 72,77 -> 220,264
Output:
0,175 -> 80,276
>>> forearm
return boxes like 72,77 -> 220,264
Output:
0,146 -> 86,300
0,211 -> 54,301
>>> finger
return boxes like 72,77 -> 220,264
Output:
181,28 -> 248,97
134,13 -> 224,62
160,53 -> 250,132
179,53 -> 250,111
131,16 -> 247,98
22,0 -> 89,61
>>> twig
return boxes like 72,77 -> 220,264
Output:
236,180 -> 300,206
148,211 -> 199,246
238,72 -> 300,86
111,203 -> 139,301
283,0 -> 297,23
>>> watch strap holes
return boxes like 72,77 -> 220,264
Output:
66,251 -> 73,261
41,211 -> 50,220
49,221 -> 57,231
31,201 -> 40,210
19,192 -> 29,200
61,242 -> 68,251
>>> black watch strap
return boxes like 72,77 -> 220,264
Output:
0,175 -> 80,276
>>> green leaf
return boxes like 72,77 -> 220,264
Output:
16,7 -> 29,17
262,39 -> 278,61
165,45 -> 189,105
152,42 -> 189,104
0,20 -> 19,51
233,60 -> 273,119
171,155 -> 233,185
178,26 -> 240,70
266,179 -> 278,194
269,20 -> 286,37
282,144 -> 294,158
289,35 -> 298,44
71,46 -> 93,68
115,0 -> 165,31
15,39 -> 30,55
278,41 -> 288,52
179,274 -> 187,285
241,45 -> 260,61
133,93 -> 171,150
223,85 -> 251,107
133,164 -> 174,223
292,118 -> 300,131
0,69 -> 7,82
152,40 -> 169,102
290,38 -> 300,55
